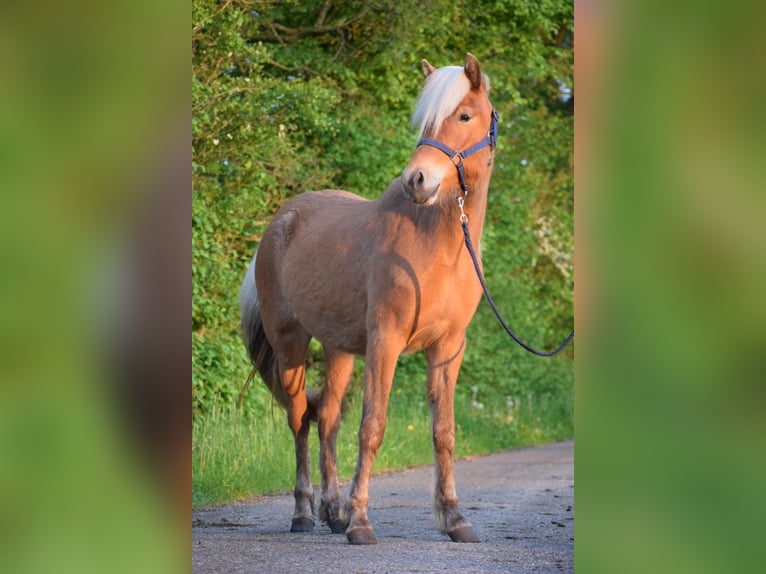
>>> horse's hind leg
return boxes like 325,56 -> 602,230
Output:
426,336 -> 479,543
317,349 -> 354,533
274,329 -> 315,532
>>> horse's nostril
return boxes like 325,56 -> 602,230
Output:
406,170 -> 424,191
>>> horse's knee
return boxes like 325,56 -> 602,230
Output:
358,411 -> 387,452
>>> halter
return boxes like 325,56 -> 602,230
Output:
416,109 -> 499,199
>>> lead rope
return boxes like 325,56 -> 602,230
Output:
458,203 -> 574,357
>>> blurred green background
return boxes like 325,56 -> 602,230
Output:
576,1 -> 766,572
191,0 -> 574,505
0,2 -> 187,574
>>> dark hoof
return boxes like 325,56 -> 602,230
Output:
346,527 -> 377,545
290,517 -> 314,532
447,524 -> 479,543
328,519 -> 346,534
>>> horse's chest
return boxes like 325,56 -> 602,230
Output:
396,269 -> 481,351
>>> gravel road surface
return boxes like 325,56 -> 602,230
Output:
192,440 -> 573,573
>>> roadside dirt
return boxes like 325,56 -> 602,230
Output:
192,440 -> 574,573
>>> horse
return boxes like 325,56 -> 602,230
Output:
240,53 -> 497,545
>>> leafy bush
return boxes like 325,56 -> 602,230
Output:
192,0 -> 573,440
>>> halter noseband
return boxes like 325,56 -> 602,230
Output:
416,109 -> 499,197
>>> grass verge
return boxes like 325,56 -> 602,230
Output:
192,379 -> 573,509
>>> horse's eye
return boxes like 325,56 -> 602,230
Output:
459,113 -> 471,122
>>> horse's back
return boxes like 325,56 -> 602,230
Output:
265,189 -> 373,256
285,188 -> 368,209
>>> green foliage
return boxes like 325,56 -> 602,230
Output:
192,0 -> 573,498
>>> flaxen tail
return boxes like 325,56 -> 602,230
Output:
239,251 -> 319,420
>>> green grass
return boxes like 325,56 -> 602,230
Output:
192,369 -> 573,509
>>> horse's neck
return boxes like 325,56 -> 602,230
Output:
375,175 -> 491,260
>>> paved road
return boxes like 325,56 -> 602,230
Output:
192,440 -> 573,573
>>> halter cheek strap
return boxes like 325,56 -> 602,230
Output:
416,109 -> 499,196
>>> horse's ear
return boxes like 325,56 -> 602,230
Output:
422,59 -> 436,77
464,53 -> 482,90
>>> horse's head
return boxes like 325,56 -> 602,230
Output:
401,53 -> 495,206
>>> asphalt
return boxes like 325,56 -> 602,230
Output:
192,440 -> 574,573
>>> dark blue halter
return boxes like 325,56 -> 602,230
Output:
416,109 -> 499,197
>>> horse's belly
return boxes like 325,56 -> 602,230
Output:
281,259 -> 369,355
295,297 -> 368,356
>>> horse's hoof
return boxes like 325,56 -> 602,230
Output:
346,527 -> 377,545
447,524 -> 479,543
328,519 -> 346,534
290,517 -> 314,532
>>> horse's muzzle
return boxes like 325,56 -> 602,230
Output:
401,167 -> 440,205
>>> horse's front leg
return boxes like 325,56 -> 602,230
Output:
426,335 -> 479,543
343,336 -> 400,545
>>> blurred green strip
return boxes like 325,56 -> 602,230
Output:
0,0 -> 187,573
578,1 -> 766,572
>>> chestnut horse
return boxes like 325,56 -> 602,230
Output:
240,53 -> 496,545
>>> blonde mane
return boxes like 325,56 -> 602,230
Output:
411,66 -> 490,139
